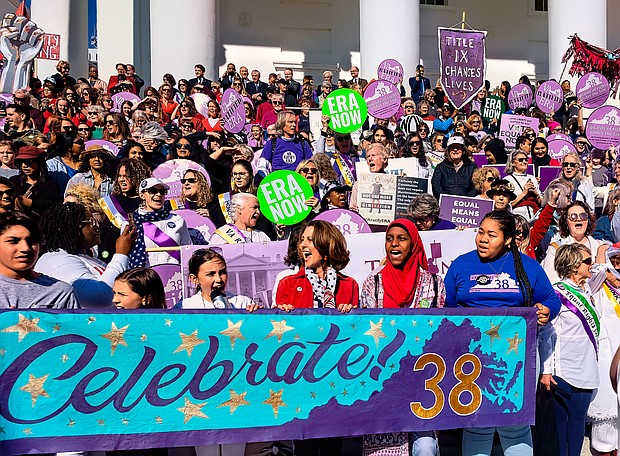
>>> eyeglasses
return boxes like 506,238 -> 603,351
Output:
301,167 -> 317,174
105,120 -> 115,125
567,212 -> 588,222
435,138 -> 444,143
181,103 -> 191,108
409,141 -> 421,147
180,124 -> 192,129
514,230 -> 524,237
78,127 -> 90,132
486,176 -> 497,183
232,172 -> 249,177
233,83 -> 241,87
575,142 -> 588,147
0,189 -> 15,198
15,159 -> 35,167
62,126 -> 75,132
87,111 -> 98,115
268,133 -> 277,138
272,101 -> 283,105
89,153 -> 108,160
471,120 -> 481,124
180,178 -> 197,184
515,157 -> 528,163
404,105 -> 414,109
80,218 -> 99,229
336,135 -> 351,141
581,257 -> 593,266
562,162 -> 579,168
177,144 -> 191,150
102,99 -> 112,103
146,188 -> 168,196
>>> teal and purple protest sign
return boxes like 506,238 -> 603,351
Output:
0,308 -> 536,455
438,27 -> 487,109
576,72 -> 610,109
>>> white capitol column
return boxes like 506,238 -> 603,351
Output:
150,0 -> 217,85
97,0 -> 138,84
359,0 -> 420,85
31,0 -> 88,81
548,0 -> 607,80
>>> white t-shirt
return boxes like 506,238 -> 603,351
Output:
178,291 -> 254,309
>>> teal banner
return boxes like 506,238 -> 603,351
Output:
0,308 -> 537,454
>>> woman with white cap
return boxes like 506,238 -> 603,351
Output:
127,177 -> 191,267
430,135 -> 478,199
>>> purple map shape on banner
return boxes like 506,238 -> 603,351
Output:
111,91 -> 141,113
221,88 -> 246,134
586,105 -> 620,150
535,81 -> 563,114
547,139 -> 576,161
173,209 -> 217,245
377,59 -> 404,85
153,159 -> 211,202
538,166 -> 562,192
314,209 -> 372,235
438,27 -> 487,109
191,93 -> 212,118
507,84 -> 533,110
576,72 -> 610,109
85,139 -> 120,156
364,80 -> 401,120
151,264 -> 183,308
546,133 -> 572,143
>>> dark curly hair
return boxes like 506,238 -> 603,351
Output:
40,202 -> 87,255
78,148 -> 117,178
558,201 -> 596,238
113,158 -> 151,197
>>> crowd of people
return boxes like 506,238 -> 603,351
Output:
2,58 -> 620,456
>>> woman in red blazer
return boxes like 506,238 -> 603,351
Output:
276,220 -> 358,313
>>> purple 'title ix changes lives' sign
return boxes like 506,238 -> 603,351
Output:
438,27 -> 487,109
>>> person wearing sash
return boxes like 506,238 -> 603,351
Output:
587,244 -> 620,456
540,243 -> 600,456
180,169 -> 225,227
128,178 -> 191,267
209,193 -> 270,245
445,210 -> 560,456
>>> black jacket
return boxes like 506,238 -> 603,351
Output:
431,157 -> 478,200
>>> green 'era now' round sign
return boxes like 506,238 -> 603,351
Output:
257,170 -> 315,225
321,88 -> 368,134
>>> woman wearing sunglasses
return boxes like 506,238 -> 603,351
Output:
171,97 -> 205,131
472,166 -> 500,200
66,145 -> 117,198
540,243 -> 599,456
542,201 -> 605,285
36,202 -> 135,308
128,178 -> 191,267
404,132 -> 432,178
180,169 -> 225,227
0,177 -> 17,213
10,146 -> 61,215
561,152 -> 595,210
296,158 -> 322,212
504,150 -> 542,222
201,99 -> 224,133
158,83 -> 178,124
103,112 -> 132,147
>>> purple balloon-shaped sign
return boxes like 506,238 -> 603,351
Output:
507,83 -> 533,110
377,59 -> 404,85
535,81 -> 563,114
191,93 -> 212,118
153,159 -> 211,203
576,72 -> 610,109
111,92 -> 141,113
547,139 -> 576,161
364,80 -> 401,120
220,88 -> 246,134
85,140 -> 120,156
172,209 -> 217,245
546,133 -> 572,143
586,105 -> 620,150
314,209 -> 371,235
151,264 -> 183,309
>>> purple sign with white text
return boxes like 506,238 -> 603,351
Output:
546,133 -> 572,143
538,166 -> 562,192
111,91 -> 141,113
152,264 -> 183,309
172,209 -> 217,245
576,72 -> 610,109
535,81 -> 563,114
439,195 -> 494,228
438,27 -> 487,109
498,114 -> 539,148
85,140 -> 119,156
507,84 -> 534,110
221,88 -> 246,134
314,209 -> 372,235
547,140 -> 576,161
153,159 -> 211,202
586,105 -> 620,150
191,93 -> 212,118
364,80 -> 401,119
377,59 -> 404,85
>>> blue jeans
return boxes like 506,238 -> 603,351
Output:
551,375 -> 593,456
462,425 -> 533,456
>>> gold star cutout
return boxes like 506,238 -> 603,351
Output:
220,320 -> 245,349
318,326 -> 324,332
329,381 -> 336,388
97,419 -> 105,426
217,389 -> 250,414
485,323 -> 502,346
428,320 -> 434,327
53,324 -> 61,332
263,389 -> 287,418
121,418 -> 129,425
87,316 -> 96,324
101,322 -> 129,355
165,319 -> 173,327
155,416 -> 163,425
295,406 -> 301,414
507,333 -> 523,355
360,380 -> 366,387
2,314 -> 45,342
389,363 -> 396,370
174,330 -> 205,357
294,334 -> 300,340
23,428 -> 32,435
140,334 -> 148,342
177,397 -> 208,424
19,373 -> 49,406
61,354 -> 69,363
67,419 -> 75,427
264,320 -> 294,343
0,348 -> 5,356
390,320 -> 396,327
412,320 -> 418,327
364,318 -> 387,347
342,389 -> 348,397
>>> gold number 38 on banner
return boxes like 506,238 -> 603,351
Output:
409,352 -> 482,419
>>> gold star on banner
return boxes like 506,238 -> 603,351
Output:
507,333 -> 523,355
101,323 -> 129,355
295,407 -> 301,414
53,324 -> 61,332
415,336 -> 420,343
264,320 -> 294,343
412,320 -> 418,327
360,380 -> 366,387
294,334 -> 300,340
217,389 -> 250,414
428,320 -> 434,327
364,318 -> 387,347
19,373 -> 49,406
485,322 -> 502,346
174,330 -> 205,357
67,419 -> 75,427
97,419 -> 105,426
165,319 -> 173,327
87,316 -> 96,324
155,416 -> 163,425
177,397 -> 208,424
220,320 -> 245,349
342,389 -> 348,397
121,418 -> 129,425
140,334 -> 148,342
329,381 -> 336,388
262,389 -> 286,418
390,320 -> 396,327
61,354 -> 69,363
23,428 -> 32,435
2,314 -> 45,342
0,348 -> 5,356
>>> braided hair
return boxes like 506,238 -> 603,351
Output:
40,202 -> 87,255
481,210 -> 533,306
